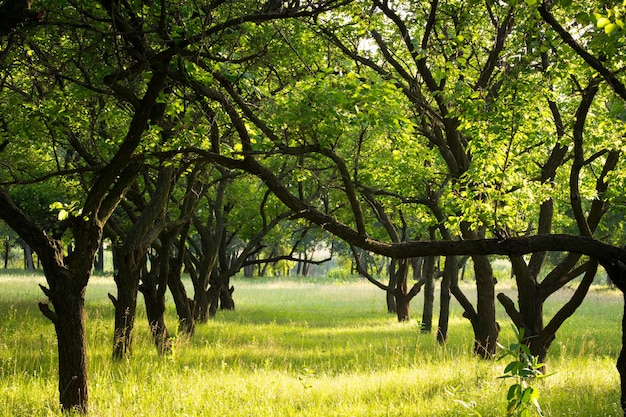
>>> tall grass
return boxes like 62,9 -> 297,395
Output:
0,271 -> 622,416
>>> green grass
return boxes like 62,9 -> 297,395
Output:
0,271 -> 623,416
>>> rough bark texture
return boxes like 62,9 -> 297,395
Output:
40,271 -> 90,413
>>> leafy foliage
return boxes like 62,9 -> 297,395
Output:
498,325 -> 551,417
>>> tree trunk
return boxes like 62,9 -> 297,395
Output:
94,241 -> 104,272
395,290 -> 410,322
37,265 -> 91,413
393,259 -> 411,322
460,224 -> 499,358
421,255 -> 436,333
386,259 -> 397,314
194,288 -> 211,322
437,255 -> 456,344
243,259 -> 255,277
166,224 -> 195,336
23,241 -> 34,270
411,257 -> 423,281
599,259 -> 626,416
140,274 -> 171,355
3,238 -> 9,268
219,281 -> 235,310
168,269 -> 195,336
208,276 -> 235,317
110,247 -> 141,360
472,255 -> 499,358
620,294 -> 626,417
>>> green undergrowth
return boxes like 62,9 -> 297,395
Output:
0,272 -> 622,416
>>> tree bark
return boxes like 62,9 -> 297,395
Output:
163,221 -> 195,336
598,259 -> 626,416
3,238 -> 9,268
39,270 -> 90,413
140,270 -> 171,355
437,255 -> 456,344
94,241 -> 104,272
395,289 -> 410,322
387,259 -> 398,314
110,246 -> 141,360
471,254 -> 499,358
168,271 -> 195,336
393,258 -> 411,321
421,255 -> 436,333
23,241 -> 34,270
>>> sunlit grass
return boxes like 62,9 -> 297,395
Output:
0,271 -> 623,416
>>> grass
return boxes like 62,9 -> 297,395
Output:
0,271 -> 623,416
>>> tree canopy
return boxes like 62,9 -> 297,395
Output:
1,0 -> 626,413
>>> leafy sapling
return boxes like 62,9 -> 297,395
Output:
497,325 -> 551,417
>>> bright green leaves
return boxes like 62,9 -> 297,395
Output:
498,326 -> 550,417
49,201 -> 87,222
594,6 -> 626,35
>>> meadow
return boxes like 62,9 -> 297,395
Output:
0,270 -> 623,416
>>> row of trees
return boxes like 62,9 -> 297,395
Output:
1,0 -> 626,414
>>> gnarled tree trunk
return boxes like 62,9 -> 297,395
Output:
110,246 -> 142,360
39,269 -> 90,413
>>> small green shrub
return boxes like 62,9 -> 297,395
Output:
498,325 -> 550,417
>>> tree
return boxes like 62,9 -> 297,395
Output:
0,1 -> 170,410
0,0 -> 347,410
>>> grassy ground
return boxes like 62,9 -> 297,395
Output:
0,271 -> 623,416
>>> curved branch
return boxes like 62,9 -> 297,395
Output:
569,78 -> 600,237
539,2 -> 626,101
350,245 -> 388,291
162,147 -> 626,263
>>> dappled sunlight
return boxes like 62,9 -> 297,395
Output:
0,276 -> 623,415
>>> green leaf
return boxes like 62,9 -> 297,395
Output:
520,344 -> 531,355
605,23 -> 618,34
504,362 -> 518,374
521,387 -> 534,403
507,384 -> 521,401
58,209 -> 69,221
49,202 -> 64,210
597,17 -> 611,29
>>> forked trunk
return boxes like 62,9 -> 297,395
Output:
219,284 -> 235,310
395,291 -> 411,322
194,289 -> 210,323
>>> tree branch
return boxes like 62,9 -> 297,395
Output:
539,2 -> 626,101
